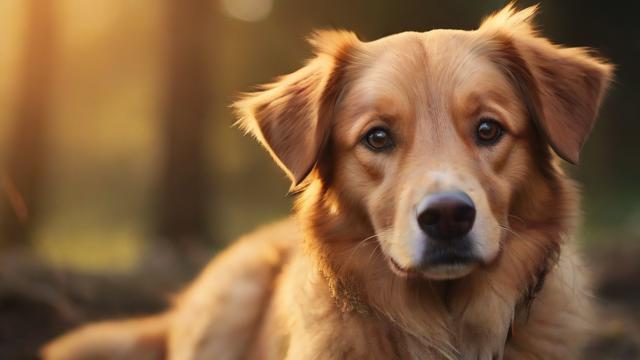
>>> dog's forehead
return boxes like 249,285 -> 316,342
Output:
363,29 -> 485,75
344,29 -> 505,115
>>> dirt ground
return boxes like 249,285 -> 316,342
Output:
583,243 -> 640,360
1,243 -> 639,360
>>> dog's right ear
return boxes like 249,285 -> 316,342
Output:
234,31 -> 359,189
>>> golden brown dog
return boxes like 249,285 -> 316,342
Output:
43,4 -> 613,359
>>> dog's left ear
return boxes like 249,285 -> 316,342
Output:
481,4 -> 614,164
234,31 -> 358,188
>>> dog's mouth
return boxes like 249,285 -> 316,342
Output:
388,249 -> 479,280
388,257 -> 420,277
423,248 -> 478,267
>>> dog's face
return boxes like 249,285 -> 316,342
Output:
329,30 -> 527,280
236,6 -> 612,280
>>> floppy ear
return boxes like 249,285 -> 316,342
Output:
481,4 -> 613,164
234,31 -> 359,187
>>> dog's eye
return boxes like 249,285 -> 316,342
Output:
363,127 -> 394,152
476,119 -> 504,145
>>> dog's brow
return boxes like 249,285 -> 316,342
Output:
377,114 -> 398,124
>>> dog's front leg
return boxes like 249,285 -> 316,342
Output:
449,252 -> 531,360
453,232 -> 553,360
453,284 -> 515,360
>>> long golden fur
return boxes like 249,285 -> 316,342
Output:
43,4 -> 613,360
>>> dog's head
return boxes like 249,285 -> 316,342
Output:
235,5 -> 612,281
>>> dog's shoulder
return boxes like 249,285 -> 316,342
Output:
168,217 -> 300,359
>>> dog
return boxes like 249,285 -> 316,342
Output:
43,4 -> 612,359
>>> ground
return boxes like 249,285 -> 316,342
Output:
1,243 -> 638,360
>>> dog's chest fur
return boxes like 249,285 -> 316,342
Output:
243,235 -> 587,360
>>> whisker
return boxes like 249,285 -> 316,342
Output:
335,227 -> 391,278
507,214 -> 528,228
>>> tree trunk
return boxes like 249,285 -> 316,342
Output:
0,0 -> 56,247
155,0 -> 216,260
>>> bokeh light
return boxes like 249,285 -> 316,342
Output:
221,0 -> 273,22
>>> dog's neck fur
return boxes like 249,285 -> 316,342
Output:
293,159 -> 575,357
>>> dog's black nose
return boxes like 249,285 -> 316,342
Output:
417,192 -> 476,240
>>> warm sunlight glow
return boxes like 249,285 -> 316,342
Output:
221,0 -> 273,22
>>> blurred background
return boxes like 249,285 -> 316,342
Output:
0,0 -> 638,358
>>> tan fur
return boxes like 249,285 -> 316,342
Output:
41,315 -> 168,360
43,4 -> 612,360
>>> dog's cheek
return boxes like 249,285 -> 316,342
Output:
365,182 -> 403,260
333,148 -> 402,247
474,157 -> 509,223
329,154 -> 379,217
478,139 -> 548,254
367,183 -> 398,231
338,150 -> 386,200
497,141 -> 540,213
479,138 -> 532,222
360,154 -> 403,231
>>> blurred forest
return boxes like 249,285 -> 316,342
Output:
0,0 -> 638,359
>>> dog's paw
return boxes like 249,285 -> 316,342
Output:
456,302 -> 512,360
458,335 -> 506,360
459,347 -> 503,360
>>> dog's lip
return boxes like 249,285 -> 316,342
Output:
387,250 -> 479,279
422,249 -> 478,266
388,257 -> 420,278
